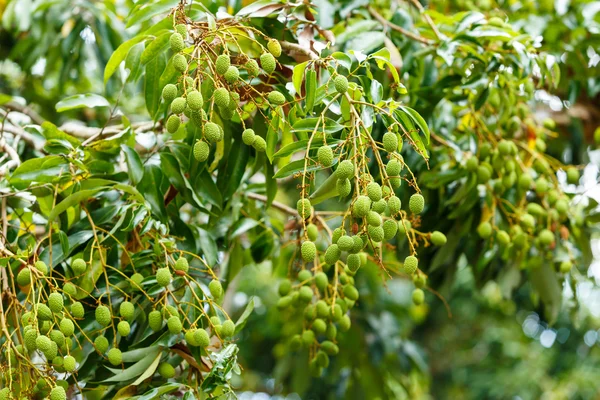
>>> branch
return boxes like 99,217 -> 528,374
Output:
3,101 -> 44,125
0,138 -> 21,176
368,6 -> 433,45
407,0 -> 443,41
246,192 -> 298,215
280,40 -> 319,60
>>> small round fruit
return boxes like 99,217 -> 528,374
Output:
166,115 -> 181,133
158,362 -> 175,379
156,268 -> 172,287
148,310 -> 163,332
193,141 -> 210,162
252,136 -> 267,152
306,223 -> 319,241
174,257 -> 189,273
477,221 -> 492,239
352,195 -> 371,218
209,279 -> 223,299
63,355 -> 76,372
409,194 -> 425,214
170,32 -> 184,52
267,39 -> 282,57
17,268 -> 31,286
117,320 -> 131,336
71,258 -> 87,275
301,241 -> 317,263
412,288 -> 425,305
94,336 -> 109,354
268,91 -> 286,105
336,160 -> 354,179
50,387 -> 66,400
167,316 -> 183,334
107,348 -> 122,366
318,146 -> 334,167
382,132 -> 398,153
334,75 -> 348,94
95,305 -> 111,327
215,54 -> 231,75
296,198 -> 312,220
430,231 -> 447,246
242,129 -> 256,145
404,256 -> 418,275
173,54 -> 187,73
59,318 -> 75,337
260,52 -> 276,74
48,292 -> 64,313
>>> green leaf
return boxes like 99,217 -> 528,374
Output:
121,145 -> 144,185
305,68 -> 317,113
126,0 -> 179,28
273,138 -> 342,159
145,53 -> 167,118
309,170 -> 340,205
292,117 -> 344,134
131,351 -> 162,386
48,188 -> 105,222
104,35 -> 148,84
41,121 -> 80,147
141,31 -> 171,65
273,159 -> 324,179
530,263 -> 561,324
103,347 -> 161,382
55,94 -> 110,112
234,297 -> 255,334
399,106 -> 430,145
292,61 -> 309,94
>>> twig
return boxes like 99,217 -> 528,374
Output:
280,40 -> 319,60
368,6 -> 433,45
246,192 -> 298,216
3,101 -> 44,125
407,0 -> 443,41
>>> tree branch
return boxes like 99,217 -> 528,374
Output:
368,6 -> 433,45
280,40 -> 319,60
3,101 -> 45,125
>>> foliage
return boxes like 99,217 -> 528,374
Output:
0,0 -> 598,399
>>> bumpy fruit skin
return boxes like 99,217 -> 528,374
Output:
336,160 -> 355,179
409,194 -> 425,214
242,129 -> 256,145
337,235 -> 354,252
260,52 -> 276,74
252,136 -> 267,152
317,146 -> 334,167
130,272 -> 144,289
352,195 -> 371,218
267,39 -> 282,57
166,115 -> 181,133
306,223 -> 319,241
334,75 -> 348,94
93,336 -> 108,354
173,54 -> 187,73
386,159 -> 401,177
301,241 -> 317,263
220,320 -> 235,338
297,198 -> 312,220
107,348 -> 122,366
368,225 -> 384,242
171,97 -> 186,114
50,387 -> 67,400
314,272 -> 328,291
34,260 -> 48,275
37,303 -> 52,320
268,91 -> 286,105
193,141 -> 210,162
430,231 -> 447,246
412,288 -> 425,305
213,87 -> 230,108
366,182 -> 382,202
477,221 -> 493,238
347,253 -> 361,272
24,329 -> 38,351
63,282 -> 77,297
215,54 -> 231,75
404,255 -> 418,275
148,310 -> 163,332
48,292 -> 64,313
95,305 -> 111,327
59,318 -> 75,336
367,211 -> 382,227
204,122 -> 221,143
117,320 -> 131,336
382,132 -> 398,153
63,355 -> 76,372
186,90 -> 203,111
158,362 -> 176,379
209,279 -> 223,299
156,267 -> 172,287
336,178 -> 351,197
224,66 -> 239,83
36,335 -> 52,353
170,32 -> 184,52
246,59 -> 260,76
72,258 -> 87,275
324,244 -> 341,265
387,196 -> 401,215
383,219 -> 398,240
174,257 -> 189,273
175,23 -> 187,37
167,316 -> 183,334
17,267 -> 31,286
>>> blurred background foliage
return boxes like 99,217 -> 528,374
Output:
1,0 -> 599,399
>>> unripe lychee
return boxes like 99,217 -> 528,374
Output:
186,90 -> 203,111
50,387 -> 66,400
366,182 -> 382,202
170,32 -> 184,52
224,66 -> 239,83
95,305 -> 111,327
301,241 -> 316,263
521,213 -> 535,230
477,165 -> 491,183
268,91 -> 285,105
63,282 -> 77,297
382,132 -> 398,153
246,59 -> 260,76
117,301 -> 134,321
148,310 -> 163,332
336,160 -> 354,179
496,230 -> 510,246
48,292 -> 64,313
94,336 -> 109,354
166,115 -> 181,133
314,272 -> 328,291
337,235 -> 354,252
430,231 -> 447,246
156,267 -> 171,287
306,223 -> 319,241
477,221 -> 493,238
383,219 -> 398,240
220,320 -> 235,338
17,267 -> 31,286
71,258 -> 87,275
36,335 -> 52,353
404,255 -> 418,275
209,279 -> 223,299
298,269 -> 312,283
334,75 -> 348,94
296,198 -> 312,219
352,195 -> 371,218
59,318 -> 74,336
343,284 -> 359,301
36,303 -> 52,320
498,140 -> 511,155
214,87 -> 230,108
252,136 -> 267,151
367,211 -> 382,227
372,199 -> 386,214
566,167 -> 579,184
215,54 -> 230,75
339,314 -> 351,331
317,146 -> 334,167
242,129 -> 256,145
409,194 -> 425,214
350,235 -> 364,253
117,320 -> 131,336
347,253 -> 361,272
387,196 -> 401,215
312,318 -> 327,334
175,24 -> 187,37
158,362 -> 175,379
267,39 -> 282,57
538,229 -> 555,246
193,140 -> 210,162
260,52 -> 276,74
174,257 -> 189,273
368,225 -> 384,242
204,122 -> 221,143
560,260 -> 572,273
336,178 -> 351,197
278,296 -> 292,309
386,159 -> 401,177
173,54 -> 187,73
412,288 -> 424,305
278,279 -> 292,296
324,244 -> 341,265
171,97 -> 186,114
24,329 -> 38,351
167,316 -> 183,334
69,302 -> 84,319
194,328 -> 210,347
466,156 -> 479,172
107,348 -> 122,366
63,355 -> 76,372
